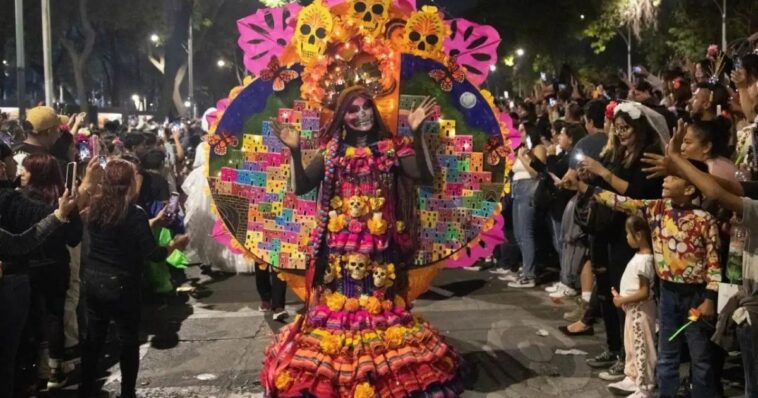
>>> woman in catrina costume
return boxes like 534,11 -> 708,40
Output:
261,86 -> 465,397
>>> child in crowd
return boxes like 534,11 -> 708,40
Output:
608,216 -> 656,397
565,157 -> 721,397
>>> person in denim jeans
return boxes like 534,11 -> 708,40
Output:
507,123 -> 547,288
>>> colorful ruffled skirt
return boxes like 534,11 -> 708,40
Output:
261,295 -> 464,397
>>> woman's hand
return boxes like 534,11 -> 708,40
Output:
271,118 -> 300,150
408,96 -> 438,131
578,157 -> 608,177
169,234 -> 190,251
150,206 -> 167,229
79,157 -> 104,196
56,189 -> 77,221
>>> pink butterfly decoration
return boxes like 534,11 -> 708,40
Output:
443,18 -> 501,87
236,3 -> 302,76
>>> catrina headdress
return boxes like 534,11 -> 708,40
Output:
614,101 -> 671,144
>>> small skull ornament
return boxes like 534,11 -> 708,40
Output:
345,253 -> 369,280
348,0 -> 391,37
347,196 -> 369,218
295,0 -> 334,64
372,263 -> 395,288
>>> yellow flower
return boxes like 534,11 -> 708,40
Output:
328,212 -> 347,233
354,382 -> 375,398
384,325 -> 406,349
325,292 -> 347,311
366,214 -> 388,236
358,295 -> 370,307
364,296 -> 382,314
346,147 -> 356,157
275,371 -> 292,390
395,221 -> 406,233
319,333 -> 342,355
330,196 -> 343,210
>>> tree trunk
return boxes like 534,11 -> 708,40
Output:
173,63 -> 187,116
60,0 -> 96,112
158,0 -> 191,120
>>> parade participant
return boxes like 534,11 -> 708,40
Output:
261,87 -> 464,397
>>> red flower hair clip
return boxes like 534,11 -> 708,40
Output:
605,101 -> 618,120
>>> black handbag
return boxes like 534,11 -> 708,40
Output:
574,188 -> 614,234
531,172 -> 558,210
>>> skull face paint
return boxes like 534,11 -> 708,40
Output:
343,96 -> 375,132
295,0 -> 334,64
349,0 -> 391,37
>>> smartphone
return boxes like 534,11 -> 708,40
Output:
574,151 -> 586,162
549,98 -> 557,107
633,66 -> 643,75
526,136 -> 533,150
734,57 -> 743,70
90,135 -> 100,158
78,142 -> 91,161
65,162 -> 77,194
166,192 -> 180,218
540,72 -> 547,81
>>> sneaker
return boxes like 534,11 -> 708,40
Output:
489,268 -> 512,275
587,350 -> 618,368
563,297 -> 586,322
462,266 -> 482,272
627,389 -> 653,398
46,367 -> 69,390
498,272 -> 522,283
273,309 -> 289,321
598,359 -> 625,381
544,282 -> 562,293
258,301 -> 272,312
549,284 -> 579,299
507,277 -> 536,288
607,376 -> 636,395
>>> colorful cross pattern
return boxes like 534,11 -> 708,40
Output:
398,95 -> 500,265
209,97 -> 501,269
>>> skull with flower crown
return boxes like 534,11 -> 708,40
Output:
348,0 -> 391,37
404,6 -> 447,58
295,0 -> 334,64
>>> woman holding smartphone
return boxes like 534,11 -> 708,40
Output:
77,159 -> 188,398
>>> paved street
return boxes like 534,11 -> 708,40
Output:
51,267 -> 745,398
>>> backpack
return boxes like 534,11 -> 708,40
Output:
574,188 -> 614,234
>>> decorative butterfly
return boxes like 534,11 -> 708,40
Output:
208,132 -> 239,156
259,56 -> 299,92
428,56 -> 466,92
485,137 -> 509,166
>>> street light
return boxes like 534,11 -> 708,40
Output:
184,100 -> 192,108
150,33 -> 159,43
217,59 -> 226,68
580,14 -> 585,20
1,60 -> 6,65
515,48 -> 525,57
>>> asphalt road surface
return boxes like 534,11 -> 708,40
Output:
46,267 -> 745,397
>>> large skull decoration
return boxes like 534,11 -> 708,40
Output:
295,0 -> 334,64
404,6 -> 446,58
349,0 -> 391,37
345,253 -> 369,280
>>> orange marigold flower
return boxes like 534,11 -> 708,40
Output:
354,382 -> 375,398
364,296 -> 382,314
384,325 -> 406,349
275,371 -> 292,390
381,300 -> 394,312
325,292 -> 347,312
344,298 -> 360,312
319,333 -> 342,355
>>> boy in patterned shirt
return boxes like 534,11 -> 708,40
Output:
565,158 -> 720,397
